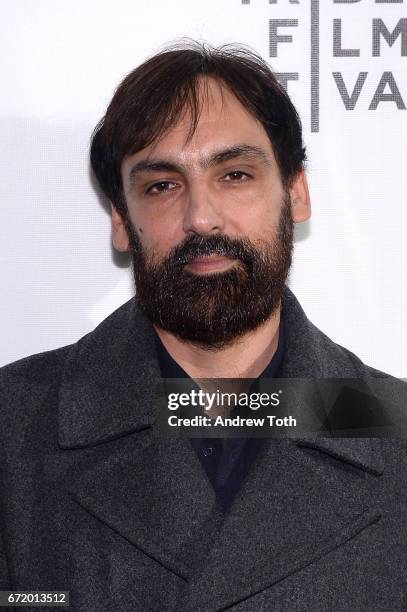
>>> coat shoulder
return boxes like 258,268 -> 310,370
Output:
0,299 -> 134,437
281,288 -> 394,379
0,344 -> 71,388
308,318 -> 392,378
0,345 -> 72,450
0,298 -> 136,392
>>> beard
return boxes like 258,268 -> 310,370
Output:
126,194 -> 293,350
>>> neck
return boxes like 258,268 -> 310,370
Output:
154,306 -> 281,379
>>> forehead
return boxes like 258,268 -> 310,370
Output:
122,77 -> 275,167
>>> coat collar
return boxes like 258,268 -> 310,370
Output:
58,295 -> 160,449
57,287 -> 384,475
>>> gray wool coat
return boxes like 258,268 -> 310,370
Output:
0,287 -> 406,611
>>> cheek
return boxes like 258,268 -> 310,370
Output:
135,203 -> 188,250
127,207 -> 162,247
134,223 -> 181,261
230,193 -> 282,239
129,201 -> 179,236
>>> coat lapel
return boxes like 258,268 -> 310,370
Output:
58,297 -> 222,580
70,432 -> 219,580
179,437 -> 383,611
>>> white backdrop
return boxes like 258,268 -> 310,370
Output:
1,0 -> 406,376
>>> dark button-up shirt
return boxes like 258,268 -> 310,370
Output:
154,319 -> 285,509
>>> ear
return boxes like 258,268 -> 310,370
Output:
111,203 -> 131,252
289,169 -> 311,223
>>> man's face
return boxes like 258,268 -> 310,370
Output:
117,78 -> 310,348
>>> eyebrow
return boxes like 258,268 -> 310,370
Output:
127,144 -> 272,187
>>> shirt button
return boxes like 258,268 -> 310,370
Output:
202,446 -> 215,457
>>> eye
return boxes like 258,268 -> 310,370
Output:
145,181 -> 178,195
222,170 -> 252,182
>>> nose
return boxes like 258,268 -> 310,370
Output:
182,183 -> 225,236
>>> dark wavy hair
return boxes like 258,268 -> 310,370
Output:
90,40 -> 306,218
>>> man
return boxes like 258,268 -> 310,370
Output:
0,42 -> 406,611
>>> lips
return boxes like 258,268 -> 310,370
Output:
185,254 -> 237,273
189,254 -> 229,264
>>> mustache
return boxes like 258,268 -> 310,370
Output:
163,234 -> 259,269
